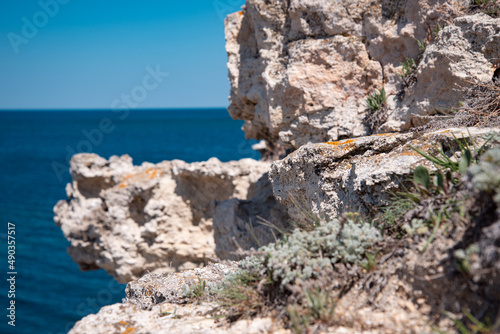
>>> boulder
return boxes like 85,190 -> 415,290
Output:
54,153 -> 270,283
399,14 -> 500,130
68,303 -> 281,334
269,128 -> 496,222
225,1 -> 500,150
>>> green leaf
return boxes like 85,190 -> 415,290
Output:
459,149 -> 472,174
436,172 -> 444,191
466,127 -> 476,153
452,133 -> 468,153
397,191 -> 421,203
478,132 -> 495,155
408,144 -> 444,165
414,166 -> 430,189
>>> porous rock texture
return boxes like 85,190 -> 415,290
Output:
270,128 -> 496,223
401,13 -> 500,127
54,153 -> 278,283
125,262 -> 239,309
69,262 -> 287,334
68,303 -> 283,334
225,1 -> 500,149
69,261 -> 435,334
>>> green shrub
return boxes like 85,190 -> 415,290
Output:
398,58 -> 416,80
366,87 -> 387,112
288,288 -> 336,334
433,23 -> 445,38
394,131 -> 498,251
181,276 -> 207,299
245,219 -> 381,287
416,39 -> 426,53
469,145 -> 500,203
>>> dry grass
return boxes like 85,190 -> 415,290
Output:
416,80 -> 500,132
468,0 -> 500,18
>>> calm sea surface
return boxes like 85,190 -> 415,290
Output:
0,109 -> 258,334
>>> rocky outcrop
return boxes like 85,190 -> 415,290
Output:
401,13 -> 500,128
69,303 -> 282,334
125,262 -> 239,309
270,128 -> 496,222
69,262 -> 285,334
224,1 -> 500,150
57,1 -> 500,332
54,153 -> 275,283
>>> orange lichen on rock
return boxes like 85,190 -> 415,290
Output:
145,168 -> 159,179
325,139 -> 355,146
119,168 -> 163,186
326,142 -> 357,154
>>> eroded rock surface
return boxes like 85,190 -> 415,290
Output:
400,13 -> 500,129
54,154 -> 271,283
213,172 -> 290,260
68,302 -> 283,334
270,128 -> 497,222
225,1 -> 500,149
125,262 -> 239,309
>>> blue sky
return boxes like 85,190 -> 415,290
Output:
0,0 -> 246,110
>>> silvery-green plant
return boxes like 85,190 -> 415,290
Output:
246,219 -> 381,287
469,145 -> 500,203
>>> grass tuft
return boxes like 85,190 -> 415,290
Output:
366,87 -> 387,112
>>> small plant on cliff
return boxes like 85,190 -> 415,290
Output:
182,277 -> 207,299
215,269 -> 266,321
416,39 -> 426,53
398,57 -> 416,80
469,143 -> 500,203
288,288 -> 337,334
433,23 -> 445,39
246,217 -> 381,287
388,132 -> 497,250
408,130 -> 495,175
366,87 -> 387,112
445,309 -> 500,334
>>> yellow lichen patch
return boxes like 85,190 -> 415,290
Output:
440,130 -> 451,133
374,133 -> 394,137
119,168 -> 164,186
121,327 -> 137,334
145,168 -> 159,179
118,321 -> 129,326
325,139 -> 355,146
398,150 -> 423,157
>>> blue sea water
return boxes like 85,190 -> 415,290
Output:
0,109 -> 259,334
